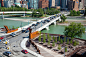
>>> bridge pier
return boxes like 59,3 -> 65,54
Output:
54,21 -> 56,25
45,26 -> 49,30
23,13 -> 25,16
2,13 -> 4,19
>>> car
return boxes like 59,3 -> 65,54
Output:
3,51 -> 11,56
10,33 -> 16,37
21,50 -> 28,54
0,37 -> 4,40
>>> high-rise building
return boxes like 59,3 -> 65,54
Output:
79,0 -> 84,10
1,0 -> 4,7
0,0 -> 1,7
39,0 -> 49,8
27,0 -> 38,9
61,0 -> 67,10
49,0 -> 55,8
84,0 -> 86,7
68,0 -> 79,11
55,0 -> 61,6
20,1 -> 28,9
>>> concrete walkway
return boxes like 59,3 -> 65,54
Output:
21,38 -> 43,57
35,43 -> 64,57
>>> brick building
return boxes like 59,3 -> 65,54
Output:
39,0 -> 49,8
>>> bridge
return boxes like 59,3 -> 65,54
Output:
0,11 -> 38,19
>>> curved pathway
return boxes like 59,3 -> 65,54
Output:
21,38 -> 43,57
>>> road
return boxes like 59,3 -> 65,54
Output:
0,14 -> 60,57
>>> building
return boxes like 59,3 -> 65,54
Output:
79,0 -> 84,10
61,0 -> 67,10
55,0 -> 61,6
68,0 -> 79,11
27,0 -> 38,9
84,0 -> 86,7
49,0 -> 55,8
1,0 -> 4,7
20,1 -> 28,9
39,0 -> 49,8
0,0 -> 1,7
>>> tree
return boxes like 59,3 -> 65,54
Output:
38,35 -> 41,42
73,10 -> 77,16
70,10 -> 73,16
58,36 -> 60,41
43,34 -> 46,43
61,14 -> 67,22
77,11 -> 80,16
73,41 -> 76,46
65,47 -> 67,52
52,41 -> 55,47
64,36 -> 66,42
60,38 -> 63,44
47,33 -> 50,39
67,39 -> 69,44
48,40 -> 50,45
58,44 -> 61,50
55,37 -> 57,43
64,22 -> 85,39
53,36 -> 55,41
70,39 -> 73,44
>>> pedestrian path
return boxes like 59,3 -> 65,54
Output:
21,38 -> 43,57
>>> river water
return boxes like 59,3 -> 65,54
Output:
0,16 -> 86,40
41,18 -> 86,40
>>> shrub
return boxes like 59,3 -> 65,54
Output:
58,44 -> 61,50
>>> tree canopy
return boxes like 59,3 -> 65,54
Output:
60,14 -> 67,22
64,22 -> 85,39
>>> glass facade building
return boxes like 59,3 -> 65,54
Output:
28,0 -> 38,9
55,0 -> 61,6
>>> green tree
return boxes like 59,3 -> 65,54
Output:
67,39 -> 69,44
64,22 -> 85,39
12,26 -> 15,29
70,39 -> 73,44
38,35 -> 41,42
43,34 -> 46,43
47,33 -> 50,39
60,38 -> 63,44
53,36 -> 55,41
64,36 -> 66,42
48,40 -> 50,45
73,41 -> 76,46
58,44 -> 61,50
52,42 -> 55,47
77,11 -> 80,16
61,14 -> 67,22
55,37 -> 57,43
73,10 -> 77,16
65,47 -> 67,52
70,10 -> 73,16
58,36 -> 60,41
